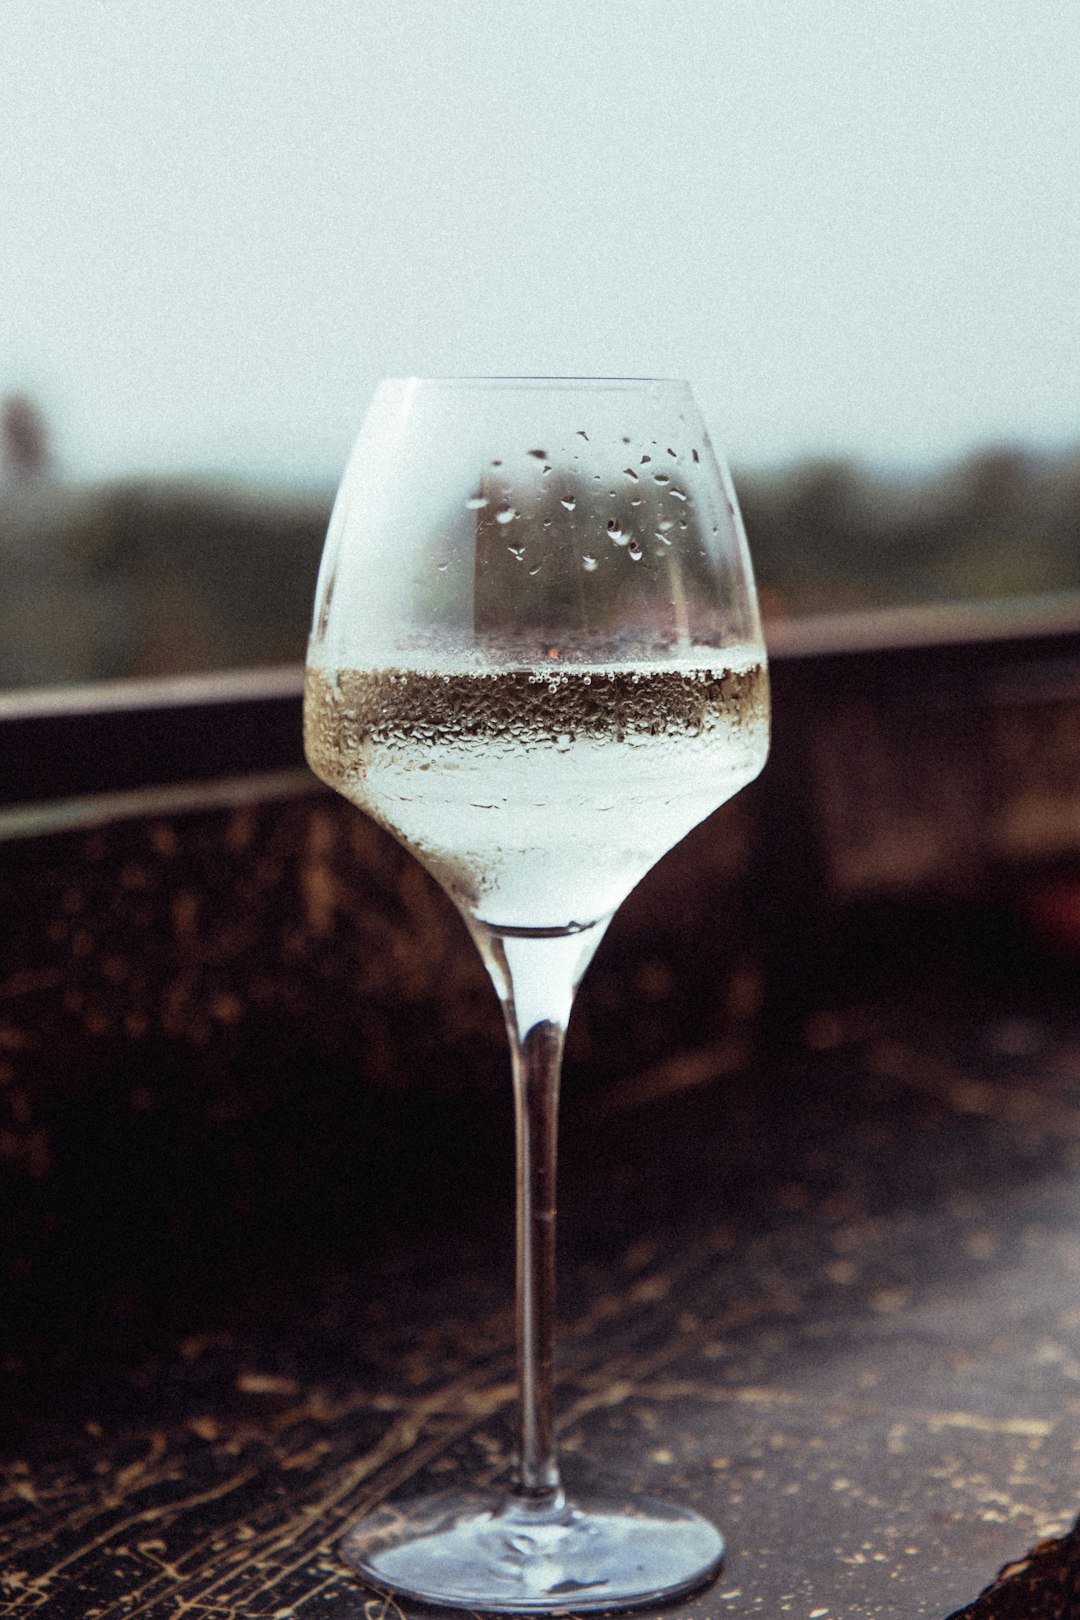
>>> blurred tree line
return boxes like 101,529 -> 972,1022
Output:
738,448 -> 1080,619
2,391 -> 1079,689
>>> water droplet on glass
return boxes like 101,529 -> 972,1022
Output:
437,562 -> 448,572
491,458 -> 503,467
658,517 -> 675,532
630,498 -> 642,507
507,544 -> 525,561
692,447 -> 700,463
528,563 -> 541,576
465,495 -> 489,510
640,454 -> 652,464
655,530 -> 672,546
555,732 -> 572,751
621,435 -> 631,444
560,496 -> 576,511
582,553 -> 599,572
527,448 -> 548,459
576,429 -> 589,441
628,540 -> 643,561
495,506 -> 517,524
670,487 -> 688,502
607,520 -> 629,545
667,447 -> 678,458
652,472 -> 670,485
623,466 -> 639,481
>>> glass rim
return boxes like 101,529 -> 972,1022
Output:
377,375 -> 692,391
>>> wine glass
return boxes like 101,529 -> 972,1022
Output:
303,377 -> 770,1612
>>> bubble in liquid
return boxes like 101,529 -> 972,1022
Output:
465,495 -> 489,510
628,539 -> 643,561
560,496 -> 577,511
496,506 -> 518,524
582,552 -> 599,571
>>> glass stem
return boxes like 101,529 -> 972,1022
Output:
470,920 -> 609,1509
512,1012 -> 564,1499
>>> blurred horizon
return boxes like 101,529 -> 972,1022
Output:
6,383 -> 1080,497
5,417 -> 1080,692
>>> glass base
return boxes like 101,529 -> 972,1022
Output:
339,1488 -> 724,1613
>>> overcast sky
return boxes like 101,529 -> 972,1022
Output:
3,1 -> 1079,484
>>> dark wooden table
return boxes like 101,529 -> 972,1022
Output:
4,985 -> 1080,1618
